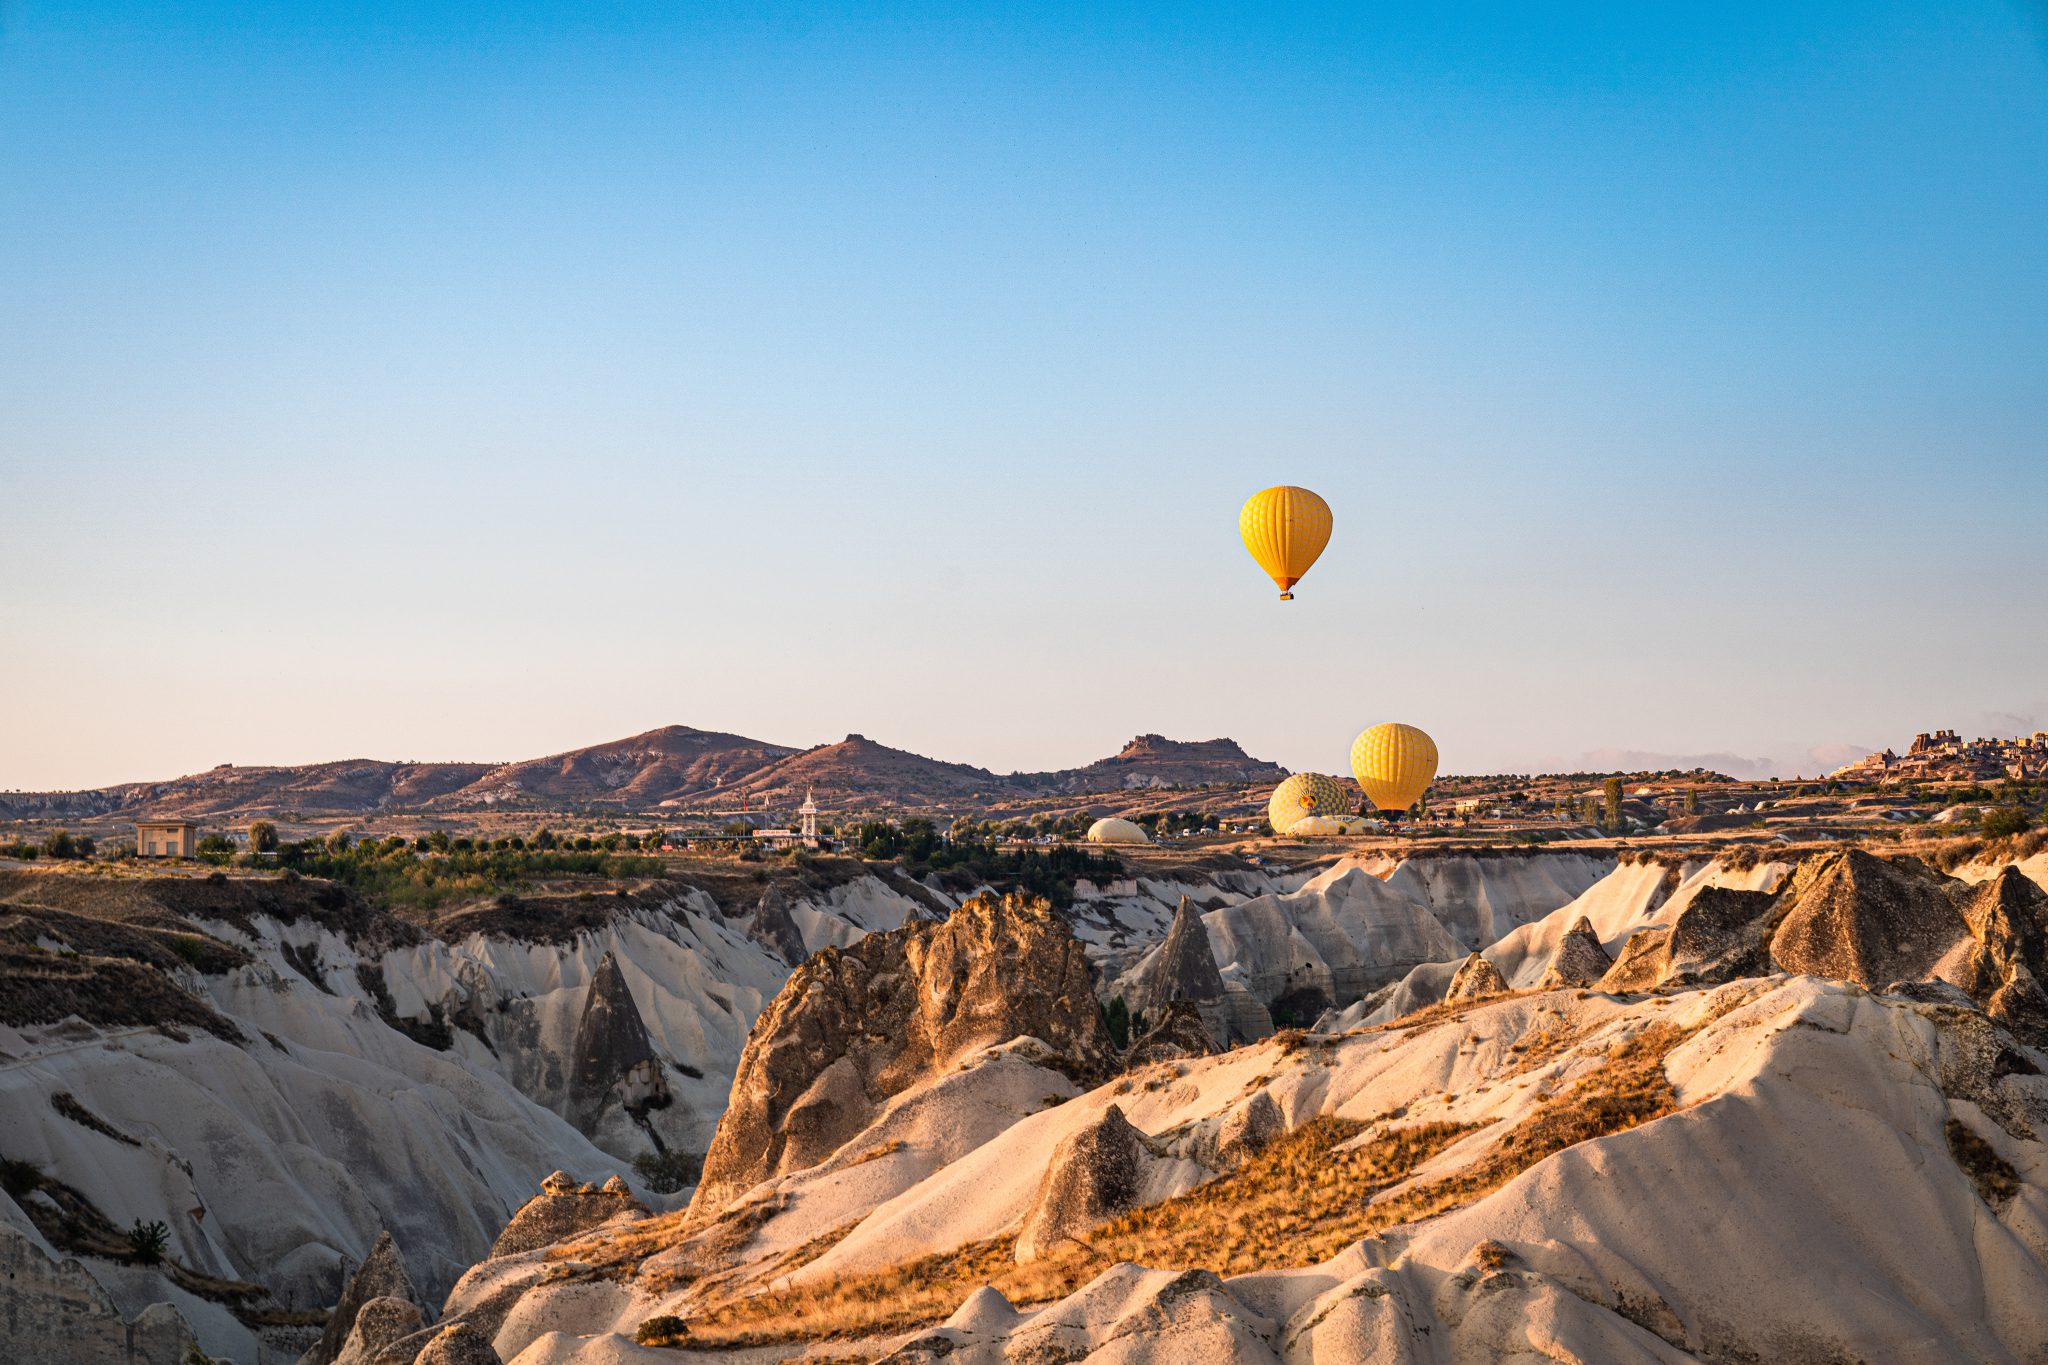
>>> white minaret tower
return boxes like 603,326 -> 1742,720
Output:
799,787 -> 819,845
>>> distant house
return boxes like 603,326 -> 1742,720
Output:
135,819 -> 198,858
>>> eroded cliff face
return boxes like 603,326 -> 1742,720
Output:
690,891 -> 1112,1219
0,867 -> 946,1365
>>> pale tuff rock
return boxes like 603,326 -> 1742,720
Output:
1446,951 -> 1508,1001
1123,999 -> 1218,1070
487,1172 -> 646,1259
566,952 -> 667,1129
1198,868 -> 1468,1014
1537,915 -> 1612,988
332,1296 -> 426,1365
1015,1103 -> 1144,1262
452,972 -> 2048,1364
882,1264 -> 1281,1363
690,892 -> 1112,1219
0,1219 -> 198,1365
304,1231 -> 420,1365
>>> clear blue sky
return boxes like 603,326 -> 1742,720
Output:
3,1 -> 2045,790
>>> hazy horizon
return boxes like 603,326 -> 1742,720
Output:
4,3 -> 2045,792
12,714 -> 2048,794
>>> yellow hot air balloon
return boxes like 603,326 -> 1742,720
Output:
1239,485 -> 1332,600
1284,814 -> 1352,837
1268,772 -> 1351,833
1350,723 -> 1438,812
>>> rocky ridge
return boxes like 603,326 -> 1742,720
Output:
0,727 -> 1293,821
390,848 -> 2048,1365
690,891 -> 1113,1219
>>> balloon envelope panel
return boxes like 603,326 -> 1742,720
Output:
1350,724 -> 1438,811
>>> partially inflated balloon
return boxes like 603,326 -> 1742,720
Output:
1239,486 -> 1332,600
1350,723 -> 1438,812
1268,772 -> 1351,832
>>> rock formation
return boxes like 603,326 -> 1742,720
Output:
1130,900 -> 1236,1055
1015,1105 -> 1143,1262
0,1220 -> 198,1365
408,1321 -> 502,1365
1123,999 -> 1217,1070
487,1171 -> 645,1259
1138,897 -> 1229,1003
1123,897 -> 1253,1048
331,1296 -> 425,1365
566,952 -> 667,1130
1769,849 -> 1968,988
690,892 -> 1112,1218
1537,916 -> 1612,988
1956,866 -> 2048,1044
1662,885 -> 1779,983
1212,1088 -> 1285,1167
304,1231 -> 419,1365
1446,951 -> 1508,1001
1597,928 -> 1673,992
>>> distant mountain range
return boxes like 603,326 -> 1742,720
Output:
0,727 -> 1287,823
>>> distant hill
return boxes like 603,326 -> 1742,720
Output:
436,726 -> 800,810
723,734 -> 1016,808
1030,734 -> 1286,792
0,727 -> 1287,823
0,760 -> 496,823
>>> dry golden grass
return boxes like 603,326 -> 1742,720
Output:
672,1117 -> 1464,1348
1364,988 -> 1542,1036
664,1018 -> 1704,1350
843,1139 -> 908,1168
544,1207 -> 694,1280
1502,1013 -> 1594,1077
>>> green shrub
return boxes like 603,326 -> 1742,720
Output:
126,1219 -> 170,1266
636,1315 -> 688,1346
39,830 -> 89,859
1983,807 -> 2034,839
1105,995 -> 1131,1049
